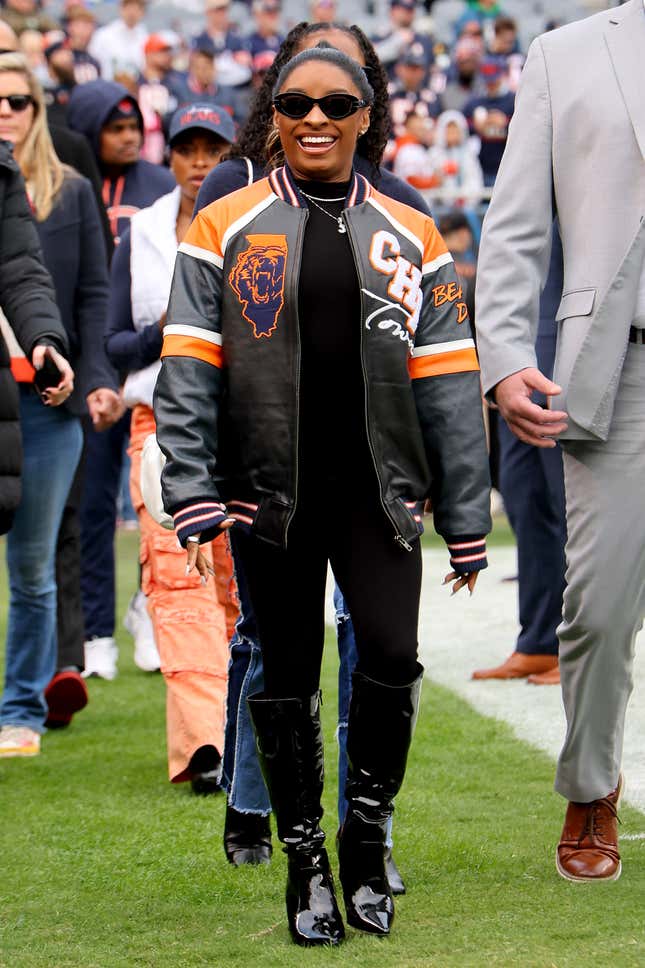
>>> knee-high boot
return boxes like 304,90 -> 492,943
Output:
338,664 -> 423,935
247,692 -> 345,947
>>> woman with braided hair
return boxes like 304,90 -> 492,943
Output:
193,20 -> 433,888
158,42 -> 489,944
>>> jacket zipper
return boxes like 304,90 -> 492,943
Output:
284,208 -> 308,550
345,210 -> 413,552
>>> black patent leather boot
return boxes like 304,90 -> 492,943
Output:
338,665 -> 423,935
247,692 -> 345,947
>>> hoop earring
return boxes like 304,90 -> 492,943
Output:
265,125 -> 285,168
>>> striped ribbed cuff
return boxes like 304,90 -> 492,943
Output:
447,537 -> 488,574
173,501 -> 228,547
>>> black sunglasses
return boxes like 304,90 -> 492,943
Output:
0,94 -> 34,112
273,93 -> 368,120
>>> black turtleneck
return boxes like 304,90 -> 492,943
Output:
295,177 -> 376,495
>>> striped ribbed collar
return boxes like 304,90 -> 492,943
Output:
268,164 -> 371,209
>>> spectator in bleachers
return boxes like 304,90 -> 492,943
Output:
64,4 -> 101,85
454,0 -> 506,47
388,43 -> 441,141
89,0 -> 148,82
463,53 -> 513,186
250,47 -> 276,90
137,34 -> 186,164
0,0 -> 57,38
180,40 -> 248,125
489,15 -> 523,90
42,33 -> 76,125
438,36 -> 482,111
391,108 -> 438,189
191,0 -> 252,89
18,28 -> 46,82
246,0 -> 283,63
309,0 -> 338,25
428,108 -> 483,208
372,0 -> 433,81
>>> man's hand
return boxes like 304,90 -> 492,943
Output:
495,368 -> 568,448
86,388 -> 125,431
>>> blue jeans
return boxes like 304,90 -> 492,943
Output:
2,388 -> 82,731
224,534 -> 394,845
223,533 -> 271,814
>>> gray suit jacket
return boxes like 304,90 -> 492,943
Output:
475,0 -> 645,440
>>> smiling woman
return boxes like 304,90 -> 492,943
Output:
271,47 -> 372,183
154,44 -> 491,949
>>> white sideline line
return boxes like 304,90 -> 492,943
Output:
325,547 -> 645,815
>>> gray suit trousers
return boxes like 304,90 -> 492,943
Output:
556,341 -> 645,802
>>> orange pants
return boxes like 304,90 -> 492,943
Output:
128,404 -> 238,782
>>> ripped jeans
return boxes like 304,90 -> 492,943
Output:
223,538 -> 393,845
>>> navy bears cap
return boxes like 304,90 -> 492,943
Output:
168,102 -> 236,147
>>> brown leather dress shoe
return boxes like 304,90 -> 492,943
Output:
527,664 -> 560,686
472,651 -> 558,680
556,778 -> 623,882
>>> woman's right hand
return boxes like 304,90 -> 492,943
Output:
32,344 -> 74,407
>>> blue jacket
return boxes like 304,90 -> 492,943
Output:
67,80 -> 175,242
36,173 -> 118,416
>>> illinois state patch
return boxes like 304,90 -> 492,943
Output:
229,234 -> 288,339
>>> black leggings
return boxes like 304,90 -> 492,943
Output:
232,494 -> 422,697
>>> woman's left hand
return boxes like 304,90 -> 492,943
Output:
185,524 -> 233,583
443,570 -> 479,596
32,344 -> 74,406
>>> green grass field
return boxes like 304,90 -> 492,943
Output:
1,524 -> 645,968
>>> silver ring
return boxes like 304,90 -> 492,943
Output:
186,536 -> 200,544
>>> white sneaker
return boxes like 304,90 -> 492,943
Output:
124,591 -> 161,673
82,636 -> 118,680
0,725 -> 41,757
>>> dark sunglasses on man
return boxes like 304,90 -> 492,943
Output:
273,92 -> 368,120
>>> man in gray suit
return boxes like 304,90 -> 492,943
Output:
475,0 -> 645,882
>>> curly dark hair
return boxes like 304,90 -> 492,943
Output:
228,21 -> 391,182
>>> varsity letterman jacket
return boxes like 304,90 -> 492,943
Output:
154,165 -> 491,567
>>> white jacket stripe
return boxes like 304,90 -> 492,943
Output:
422,252 -> 454,275
164,324 -> 222,345
412,338 -> 475,357
178,241 -> 223,268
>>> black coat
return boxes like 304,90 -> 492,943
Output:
0,142 -> 67,534
36,172 -> 116,416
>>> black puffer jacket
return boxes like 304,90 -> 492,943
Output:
0,142 -> 68,534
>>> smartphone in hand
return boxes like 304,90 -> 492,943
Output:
33,356 -> 63,401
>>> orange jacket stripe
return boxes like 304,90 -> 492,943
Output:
408,347 -> 480,379
192,178 -> 276,254
161,334 -> 223,368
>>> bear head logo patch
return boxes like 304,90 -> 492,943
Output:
229,234 -> 288,339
